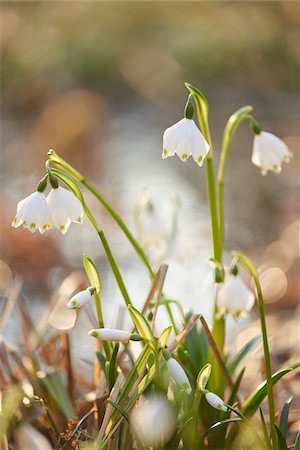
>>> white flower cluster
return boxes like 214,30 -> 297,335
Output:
163,118 -> 291,175
12,186 -> 84,235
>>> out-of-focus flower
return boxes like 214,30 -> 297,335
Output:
130,395 -> 176,446
251,131 -> 292,175
162,118 -> 210,166
12,191 -> 51,234
205,392 -> 228,412
88,328 -> 134,342
67,287 -> 95,309
167,358 -> 192,394
46,187 -> 84,234
217,274 -> 255,318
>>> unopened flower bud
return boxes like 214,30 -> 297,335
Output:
167,358 -> 192,394
67,287 -> 95,309
88,328 -> 132,342
205,392 -> 228,412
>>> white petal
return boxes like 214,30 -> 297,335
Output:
167,358 -> 192,394
12,192 -> 50,232
163,118 -> 209,166
47,187 -> 83,233
252,132 -> 290,174
218,275 -> 255,316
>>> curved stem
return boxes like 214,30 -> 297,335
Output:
216,107 -> 254,251
82,179 -> 154,279
232,252 -> 277,448
192,93 -> 221,263
47,166 -> 133,308
93,290 -> 111,359
47,153 -> 154,279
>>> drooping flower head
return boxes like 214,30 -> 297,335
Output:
12,191 -> 51,234
217,272 -> 255,318
46,186 -> 84,234
251,131 -> 292,175
163,118 -> 210,166
162,94 -> 210,166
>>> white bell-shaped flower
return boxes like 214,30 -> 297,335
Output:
217,274 -> 255,318
130,395 -> 176,446
67,287 -> 94,309
167,358 -> 192,394
205,392 -> 228,412
46,187 -> 84,234
162,118 -> 210,166
251,131 -> 292,175
12,191 -> 51,234
88,328 -> 132,342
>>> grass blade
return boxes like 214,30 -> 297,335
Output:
279,396 -> 293,439
228,335 -> 261,375
275,424 -> 288,450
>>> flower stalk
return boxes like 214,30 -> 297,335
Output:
232,252 -> 277,448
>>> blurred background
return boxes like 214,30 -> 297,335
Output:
0,1 -> 299,394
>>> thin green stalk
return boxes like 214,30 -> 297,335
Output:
216,106 -> 253,252
232,252 -> 277,448
82,180 -> 155,279
47,166 -> 133,308
193,96 -> 221,262
47,151 -> 154,279
93,290 -> 111,359
83,201 -> 132,307
254,280 -> 277,448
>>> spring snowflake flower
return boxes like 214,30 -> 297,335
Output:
205,392 -> 228,412
12,191 -> 51,234
251,131 -> 292,175
167,358 -> 192,394
162,118 -> 210,166
88,328 -> 134,342
130,395 -> 176,446
218,274 -> 255,318
46,187 -> 84,234
67,287 -> 95,309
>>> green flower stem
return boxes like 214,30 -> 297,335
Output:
93,290 -> 111,360
216,106 -> 253,252
186,84 -> 225,395
47,166 -> 133,308
83,201 -> 133,308
47,156 -> 181,331
81,179 -> 154,279
232,252 -> 277,448
47,152 -> 154,279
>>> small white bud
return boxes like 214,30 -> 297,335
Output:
88,328 -> 132,342
67,287 -> 94,309
167,358 -> 192,394
205,392 -> 228,412
130,395 -> 176,446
